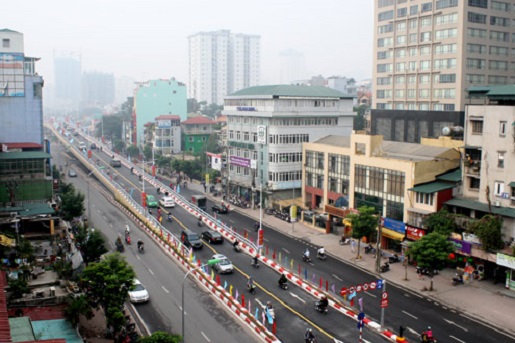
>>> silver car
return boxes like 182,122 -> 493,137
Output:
212,254 -> 233,274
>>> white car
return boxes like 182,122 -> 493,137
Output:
128,279 -> 149,303
159,196 -> 175,208
212,254 -> 233,274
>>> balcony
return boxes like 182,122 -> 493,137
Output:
464,160 -> 481,175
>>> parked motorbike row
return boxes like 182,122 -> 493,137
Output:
227,195 -> 250,208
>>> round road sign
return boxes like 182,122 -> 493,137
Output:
356,284 -> 363,292
370,282 -> 377,290
340,287 -> 347,296
349,287 -> 356,294
363,283 -> 369,291
382,292 -> 389,299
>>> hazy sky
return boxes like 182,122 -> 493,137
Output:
4,0 -> 373,87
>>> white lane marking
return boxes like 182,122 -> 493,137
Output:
103,216 -> 107,220
201,332 -> 211,342
402,310 -> 418,319
162,286 -> 169,293
406,292 -> 424,299
282,248 -> 291,254
444,318 -> 469,332
289,292 -> 306,303
449,335 -> 466,343
406,327 -> 419,336
308,262 -> 315,267
109,223 -> 113,228
263,238 -> 269,242
255,299 -> 265,308
148,269 -> 154,275
332,274 -> 342,281
136,255 -> 141,261
364,291 -> 376,298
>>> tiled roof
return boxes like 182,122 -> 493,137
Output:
408,181 -> 455,194
446,198 -> 515,218
0,151 -> 51,160
228,85 -> 351,98
3,143 -> 43,149
155,115 -> 180,120
182,116 -> 216,124
437,168 -> 461,182
0,271 -> 12,343
0,28 -> 20,33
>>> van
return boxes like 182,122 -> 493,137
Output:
110,158 -> 122,167
181,230 -> 203,250
78,142 -> 87,150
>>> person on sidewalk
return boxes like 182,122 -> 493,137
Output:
351,239 -> 356,253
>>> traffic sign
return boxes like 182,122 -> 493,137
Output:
356,284 -> 363,292
340,287 -> 347,296
363,283 -> 369,291
349,286 -> 356,294
370,281 -> 377,290
380,298 -> 389,308
357,312 -> 365,320
377,279 -> 384,290
382,292 -> 389,299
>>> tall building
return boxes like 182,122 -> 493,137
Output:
188,30 -> 260,105
373,0 -> 515,112
81,71 -> 115,107
222,85 -> 355,206
133,78 -> 187,146
279,49 -> 306,84
53,52 -> 81,111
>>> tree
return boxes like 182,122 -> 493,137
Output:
64,294 -> 93,327
187,98 -> 199,113
81,254 -> 135,333
60,186 -> 85,220
408,232 -> 454,290
7,278 -> 29,301
423,207 -> 456,236
346,206 -> 378,259
75,226 -> 108,264
127,145 -> 140,159
468,215 -> 504,252
143,143 -> 153,161
139,331 -> 182,343
353,104 -> 367,131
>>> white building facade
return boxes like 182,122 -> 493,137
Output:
188,30 -> 260,105
223,85 -> 355,205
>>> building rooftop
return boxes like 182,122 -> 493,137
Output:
182,116 -> 216,125
467,85 -> 515,100
0,28 -> 21,33
312,135 -> 456,162
228,85 -> 353,99
0,151 -> 51,160
2,142 -> 43,150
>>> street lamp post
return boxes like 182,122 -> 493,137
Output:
86,171 -> 94,223
182,258 -> 223,343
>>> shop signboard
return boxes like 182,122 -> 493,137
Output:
406,225 -> 426,241
383,217 -> 406,234
497,253 -> 515,269
230,156 -> 251,168
450,238 -> 472,255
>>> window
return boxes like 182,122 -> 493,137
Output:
435,28 -> 457,39
397,22 -> 407,31
378,10 -> 395,21
396,49 -> 406,58
435,13 -> 458,25
378,51 -> 391,60
421,2 -> 433,12
420,46 -> 431,55
409,48 -> 417,56
498,152 -> 505,168
419,74 -> 430,84
395,76 -> 406,84
419,89 -> 430,98
490,46 -> 509,56
436,0 -> 458,9
378,23 -> 394,34
420,60 -> 431,70
468,12 -> 487,24
467,28 -> 487,38
420,17 -> 432,27
409,61 -> 417,71
409,19 -> 417,29
470,119 -> 484,134
410,5 -> 418,15
416,192 -> 434,206
467,74 -> 486,83
489,60 -> 508,70
499,121 -> 507,135
2,39 -> 9,48
491,1 -> 511,11
409,33 -> 418,43
433,88 -> 456,99
490,16 -> 510,26
397,35 -> 407,44
434,58 -> 456,69
408,75 -> 417,84
407,89 -> 416,98
490,30 -> 510,42
467,58 -> 486,69
378,0 -> 394,7
396,62 -> 406,71
469,0 -> 488,8
420,32 -> 432,42
377,77 -> 392,85
494,181 -> 505,196
435,44 -> 457,54
397,7 -> 407,17
395,89 -> 405,98
377,63 -> 393,72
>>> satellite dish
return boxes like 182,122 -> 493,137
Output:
442,127 -> 451,136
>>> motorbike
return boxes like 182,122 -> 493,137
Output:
417,266 -> 439,276
265,207 -> 277,215
420,333 -> 437,342
317,252 -> 327,260
115,240 -> 125,253
197,220 -> 202,227
314,301 -> 328,314
380,262 -> 390,273
167,215 -> 172,222
364,244 -> 376,255
137,243 -> 145,254
388,254 -> 401,263
233,243 -> 242,253
302,254 -> 312,263
452,274 -> 464,286
251,258 -> 260,268
183,181 -> 187,189
279,281 -> 288,290
339,237 -> 351,245
125,233 -> 131,245
247,283 -> 256,294
265,304 -> 275,320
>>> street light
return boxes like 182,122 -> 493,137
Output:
182,258 -> 223,343
87,171 -> 94,222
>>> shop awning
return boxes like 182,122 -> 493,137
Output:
408,182 -> 455,194
445,198 -> 515,218
509,181 -> 515,188
406,207 -> 432,215
380,228 -> 405,241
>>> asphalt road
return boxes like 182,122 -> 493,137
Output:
54,128 -> 515,343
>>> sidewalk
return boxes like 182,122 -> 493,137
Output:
181,179 -> 515,336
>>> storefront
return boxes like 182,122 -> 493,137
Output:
379,217 -> 406,251
497,253 -> 515,291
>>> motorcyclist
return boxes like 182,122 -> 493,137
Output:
125,225 -> 130,235
115,236 -> 122,246
303,248 -> 311,260
233,239 -> 240,249
137,240 -> 144,251
167,213 -> 172,222
304,328 -> 315,342
252,254 -> 259,266
421,326 -> 434,342
317,246 -> 326,258
278,274 -> 287,286
247,276 -> 254,290
198,216 -> 202,226
318,295 -> 329,310
254,221 -> 260,231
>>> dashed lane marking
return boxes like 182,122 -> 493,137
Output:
162,286 -> 169,293
402,310 -> 418,319
332,274 -> 342,281
148,269 -> 154,275
201,332 -> 211,342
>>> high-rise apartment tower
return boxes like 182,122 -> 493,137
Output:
373,0 -> 515,111
188,30 -> 260,105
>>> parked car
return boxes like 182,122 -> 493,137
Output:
68,169 -> 77,177
146,195 -> 158,208
212,254 -> 233,274
201,230 -> 224,244
159,196 -> 175,208
90,143 -> 97,150
181,230 -> 203,249
212,204 -> 229,214
110,158 -> 122,167
128,279 -> 149,303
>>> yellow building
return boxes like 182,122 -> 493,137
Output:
302,133 -> 461,246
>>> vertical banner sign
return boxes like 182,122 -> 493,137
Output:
152,165 -> 156,177
205,173 -> 210,184
141,192 -> 147,207
258,228 -> 264,247
257,125 -> 267,145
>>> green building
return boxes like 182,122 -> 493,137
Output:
182,116 -> 217,154
134,78 -> 187,146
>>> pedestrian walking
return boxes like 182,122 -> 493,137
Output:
351,239 -> 356,253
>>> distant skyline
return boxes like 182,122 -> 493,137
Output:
4,0 -> 373,99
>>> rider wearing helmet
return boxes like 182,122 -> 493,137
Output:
304,328 -> 315,342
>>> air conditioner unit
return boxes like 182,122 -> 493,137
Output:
494,201 -> 501,207
49,287 -> 56,297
